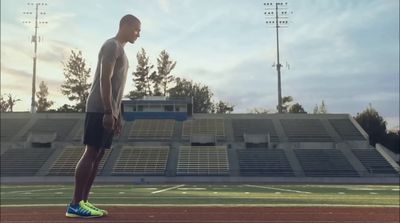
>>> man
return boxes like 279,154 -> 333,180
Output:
66,14 -> 141,218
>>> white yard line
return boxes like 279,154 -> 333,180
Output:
151,184 -> 185,194
244,184 -> 311,194
1,187 -> 69,195
178,188 -> 206,190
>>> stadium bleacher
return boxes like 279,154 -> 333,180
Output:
329,119 -> 366,140
22,118 -> 79,141
1,147 -> 54,176
48,146 -> 110,176
112,146 -> 169,175
232,119 -> 279,142
280,119 -> 333,142
294,149 -> 359,177
177,146 -> 229,176
128,119 -> 175,140
182,119 -> 225,140
1,118 -> 29,141
1,113 -> 398,182
237,149 -> 294,176
352,149 -> 398,174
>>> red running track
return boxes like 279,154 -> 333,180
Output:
1,207 -> 399,223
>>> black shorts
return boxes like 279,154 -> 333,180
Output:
83,112 -> 114,149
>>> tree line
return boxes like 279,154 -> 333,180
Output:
1,49 -> 398,154
0,49 -> 324,114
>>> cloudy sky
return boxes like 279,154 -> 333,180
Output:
1,0 -> 399,129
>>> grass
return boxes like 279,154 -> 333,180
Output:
1,184 -> 399,207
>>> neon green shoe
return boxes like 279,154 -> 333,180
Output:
66,200 -> 103,218
84,201 -> 109,216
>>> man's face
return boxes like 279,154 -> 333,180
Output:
126,22 -> 141,44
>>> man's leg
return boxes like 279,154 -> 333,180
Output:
82,149 -> 105,202
71,145 -> 98,205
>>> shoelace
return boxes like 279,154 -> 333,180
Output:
86,202 -> 102,211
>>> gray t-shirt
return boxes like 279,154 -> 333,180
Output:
86,38 -> 129,118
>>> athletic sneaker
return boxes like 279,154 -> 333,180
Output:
84,201 -> 109,216
66,200 -> 103,218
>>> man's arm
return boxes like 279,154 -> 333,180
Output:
100,59 -> 116,130
100,59 -> 115,112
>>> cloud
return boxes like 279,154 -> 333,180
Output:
38,39 -> 76,64
1,0 -> 398,123
1,64 -> 63,90
37,12 -> 77,34
158,0 -> 171,13
1,63 -> 69,111
1,40 -> 33,60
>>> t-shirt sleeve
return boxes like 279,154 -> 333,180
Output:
101,40 -> 120,63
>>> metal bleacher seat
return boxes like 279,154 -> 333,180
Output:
280,119 -> 333,142
182,119 -> 225,140
23,118 -> 79,141
176,146 -> 229,176
329,119 -> 365,140
48,146 -> 110,176
232,119 -> 279,142
294,149 -> 359,177
1,148 -> 54,176
1,118 -> 29,141
129,119 -> 175,140
112,146 -> 169,175
352,149 -> 398,174
237,149 -> 294,176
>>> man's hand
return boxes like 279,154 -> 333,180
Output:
103,114 -> 115,132
114,116 -> 123,136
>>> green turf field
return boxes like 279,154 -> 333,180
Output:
1,184 -> 399,207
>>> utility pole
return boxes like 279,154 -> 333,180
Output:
264,2 -> 292,113
22,3 -> 48,113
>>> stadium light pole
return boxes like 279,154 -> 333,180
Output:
264,2 -> 292,113
23,3 -> 48,113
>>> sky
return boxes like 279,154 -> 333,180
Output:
1,0 -> 399,129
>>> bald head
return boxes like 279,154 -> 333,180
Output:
119,14 -> 140,29
117,14 -> 141,44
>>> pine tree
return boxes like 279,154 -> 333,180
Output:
61,50 -> 91,112
319,100 -> 327,114
156,50 -> 176,96
313,100 -> 328,114
129,48 -> 154,98
36,81 -> 54,112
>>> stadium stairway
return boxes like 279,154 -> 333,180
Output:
338,147 -> 369,176
271,118 -> 289,143
11,117 -> 37,141
101,144 -> 126,176
35,146 -> 66,176
282,148 -> 305,177
166,143 -> 180,176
